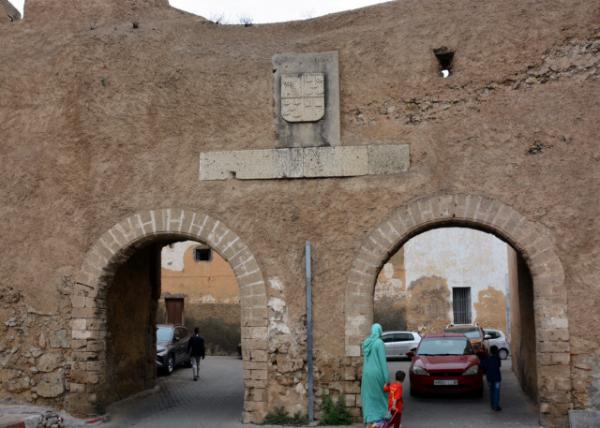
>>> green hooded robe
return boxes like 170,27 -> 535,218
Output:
360,323 -> 389,423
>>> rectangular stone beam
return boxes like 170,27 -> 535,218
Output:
199,145 -> 409,180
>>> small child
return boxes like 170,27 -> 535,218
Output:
384,370 -> 405,428
480,345 -> 502,411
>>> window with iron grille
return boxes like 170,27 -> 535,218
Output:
452,287 -> 472,324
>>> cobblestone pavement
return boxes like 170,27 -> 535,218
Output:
104,357 -> 245,428
103,356 -> 539,428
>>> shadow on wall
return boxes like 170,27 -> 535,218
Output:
374,303 -> 406,331
158,303 -> 241,356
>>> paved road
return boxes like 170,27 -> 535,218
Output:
105,357 -> 245,428
105,356 -> 539,428
390,360 -> 540,428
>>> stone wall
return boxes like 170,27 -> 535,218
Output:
105,245 -> 159,403
508,247 -> 538,402
0,280 -> 71,405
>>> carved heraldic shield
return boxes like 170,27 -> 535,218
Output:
281,73 -> 325,123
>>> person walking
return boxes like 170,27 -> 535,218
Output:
480,345 -> 502,411
187,327 -> 205,381
360,323 -> 389,427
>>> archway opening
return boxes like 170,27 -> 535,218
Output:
374,226 -> 538,424
101,236 -> 244,423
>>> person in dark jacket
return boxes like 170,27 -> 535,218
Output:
480,345 -> 502,411
187,327 -> 205,381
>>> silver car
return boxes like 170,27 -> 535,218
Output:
484,328 -> 510,360
382,331 -> 421,359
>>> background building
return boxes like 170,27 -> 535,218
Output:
375,228 -> 509,335
160,241 -> 240,355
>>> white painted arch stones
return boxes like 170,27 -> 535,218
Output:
344,193 -> 570,426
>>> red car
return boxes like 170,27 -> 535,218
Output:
408,333 -> 483,397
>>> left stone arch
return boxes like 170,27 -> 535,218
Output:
66,209 -> 268,423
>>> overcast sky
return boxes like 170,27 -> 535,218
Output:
170,0 -> 390,23
9,0 -> 390,23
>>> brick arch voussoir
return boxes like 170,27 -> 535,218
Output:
74,209 -> 267,296
344,193 -> 567,355
344,193 -> 572,426
69,209 -> 269,421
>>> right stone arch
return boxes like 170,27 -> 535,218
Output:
344,193 -> 571,427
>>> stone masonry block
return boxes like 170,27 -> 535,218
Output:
250,350 -> 268,362
135,211 -> 156,235
416,198 -> 434,223
367,144 -> 409,175
346,345 -> 361,357
429,195 -> 449,219
451,194 -> 467,218
220,236 -> 242,258
464,194 -> 481,220
199,144 -> 409,180
187,213 -> 209,238
273,51 -> 340,148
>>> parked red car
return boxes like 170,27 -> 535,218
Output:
408,333 -> 483,397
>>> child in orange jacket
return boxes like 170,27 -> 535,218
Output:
384,370 -> 405,428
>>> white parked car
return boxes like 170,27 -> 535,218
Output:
382,331 -> 421,359
484,328 -> 510,360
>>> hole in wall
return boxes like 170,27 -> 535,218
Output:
433,47 -> 454,78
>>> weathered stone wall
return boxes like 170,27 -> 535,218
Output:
105,245 -> 159,403
508,247 -> 538,402
1,0 -> 599,426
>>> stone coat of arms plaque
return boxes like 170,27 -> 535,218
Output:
281,73 -> 325,122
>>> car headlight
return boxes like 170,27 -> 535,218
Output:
462,365 -> 479,376
411,365 -> 430,376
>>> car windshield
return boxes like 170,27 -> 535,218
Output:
156,327 -> 173,344
446,328 -> 480,339
417,338 -> 472,356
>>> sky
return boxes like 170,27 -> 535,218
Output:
8,0 -> 391,23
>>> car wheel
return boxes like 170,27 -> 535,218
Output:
498,348 -> 509,360
409,387 -> 418,397
166,355 -> 175,375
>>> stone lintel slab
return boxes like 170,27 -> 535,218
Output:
199,144 -> 409,180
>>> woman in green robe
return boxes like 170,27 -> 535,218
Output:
360,323 -> 389,425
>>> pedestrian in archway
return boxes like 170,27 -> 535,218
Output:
188,327 -> 205,381
480,345 -> 502,411
360,323 -> 389,427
